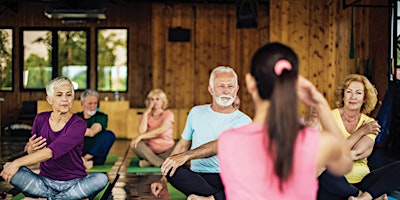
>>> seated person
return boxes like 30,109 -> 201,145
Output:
0,77 -> 108,199
151,66 -> 252,199
318,74 -> 400,200
76,89 -> 116,169
130,89 -> 175,167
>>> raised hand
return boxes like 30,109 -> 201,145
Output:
145,101 -> 155,114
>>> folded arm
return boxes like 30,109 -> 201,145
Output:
1,148 -> 53,182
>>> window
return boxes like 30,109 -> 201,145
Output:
58,30 -> 88,89
22,28 -> 89,90
97,28 -> 128,92
22,30 -> 52,89
0,28 -> 13,91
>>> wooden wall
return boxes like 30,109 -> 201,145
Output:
151,3 -> 268,116
0,2 -> 153,129
151,0 -> 380,117
0,0 -> 390,131
369,0 -> 390,101
269,0 -> 372,114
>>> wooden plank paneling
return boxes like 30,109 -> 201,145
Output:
152,4 -> 196,109
165,5 -> 195,109
269,0 -> 370,114
369,0 -> 389,100
99,100 -> 130,138
152,3 -> 268,113
126,108 -> 146,139
0,0 -> 386,131
0,2 -> 152,130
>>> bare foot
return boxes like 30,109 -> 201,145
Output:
375,194 -> 388,200
22,197 -> 46,200
83,159 -> 93,169
348,191 -> 375,200
187,194 -> 214,200
139,159 -> 151,167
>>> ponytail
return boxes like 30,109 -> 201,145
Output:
267,69 -> 301,190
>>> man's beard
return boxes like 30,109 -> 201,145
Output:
214,94 -> 235,107
85,109 -> 97,116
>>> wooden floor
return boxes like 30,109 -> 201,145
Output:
0,137 -> 171,200
3,135 -> 400,200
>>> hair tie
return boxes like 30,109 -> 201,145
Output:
274,59 -> 292,76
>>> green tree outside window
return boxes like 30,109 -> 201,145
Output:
97,29 -> 127,92
0,29 -> 13,91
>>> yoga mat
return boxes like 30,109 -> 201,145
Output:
167,183 -> 186,200
87,155 -> 119,173
93,181 -> 110,200
126,157 -> 161,173
11,193 -> 24,200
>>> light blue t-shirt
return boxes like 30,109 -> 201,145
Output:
181,104 -> 251,173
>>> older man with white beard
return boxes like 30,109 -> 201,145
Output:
76,89 -> 116,169
151,66 -> 251,200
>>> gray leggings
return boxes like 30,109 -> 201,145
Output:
11,167 -> 108,200
132,141 -> 174,167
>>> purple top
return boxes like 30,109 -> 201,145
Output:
31,112 -> 87,181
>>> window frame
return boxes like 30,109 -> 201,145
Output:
95,27 -> 129,92
19,27 -> 90,92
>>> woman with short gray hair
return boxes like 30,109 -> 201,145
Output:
0,77 -> 108,199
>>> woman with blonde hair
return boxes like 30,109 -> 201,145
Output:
130,89 -> 175,167
318,74 -> 400,200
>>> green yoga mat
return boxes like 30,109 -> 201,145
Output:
87,154 -> 119,173
126,157 -> 161,173
167,183 -> 186,200
11,193 -> 24,200
93,181 -> 110,200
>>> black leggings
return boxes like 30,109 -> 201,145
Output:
318,161 -> 400,200
166,165 -> 225,200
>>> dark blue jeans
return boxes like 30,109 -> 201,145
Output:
166,165 -> 225,200
84,130 -> 116,165
318,161 -> 400,200
11,167 -> 108,199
